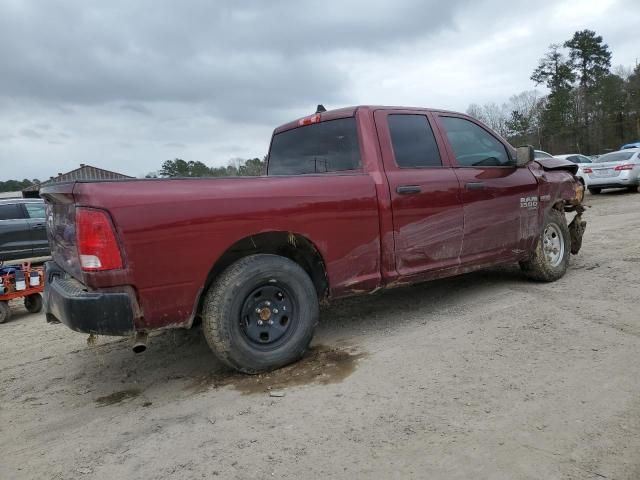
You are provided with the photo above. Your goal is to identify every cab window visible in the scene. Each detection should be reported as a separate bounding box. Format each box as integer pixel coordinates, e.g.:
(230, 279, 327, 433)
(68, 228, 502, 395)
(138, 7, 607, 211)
(387, 114, 442, 168)
(0, 204, 23, 221)
(268, 118, 361, 175)
(25, 203, 46, 219)
(440, 117, 511, 167)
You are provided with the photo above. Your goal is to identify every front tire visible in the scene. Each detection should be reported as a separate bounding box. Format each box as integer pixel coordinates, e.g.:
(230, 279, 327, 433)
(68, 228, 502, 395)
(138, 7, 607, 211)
(627, 185, 639, 193)
(202, 254, 319, 373)
(588, 187, 601, 195)
(520, 209, 570, 282)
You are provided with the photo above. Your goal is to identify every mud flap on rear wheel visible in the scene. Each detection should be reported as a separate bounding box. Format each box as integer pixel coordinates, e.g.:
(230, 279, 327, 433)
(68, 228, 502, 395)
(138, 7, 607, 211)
(568, 212, 586, 255)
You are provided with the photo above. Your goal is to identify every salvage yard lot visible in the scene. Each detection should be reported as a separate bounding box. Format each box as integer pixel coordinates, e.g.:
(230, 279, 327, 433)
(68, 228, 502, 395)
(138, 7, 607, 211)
(1, 191, 639, 480)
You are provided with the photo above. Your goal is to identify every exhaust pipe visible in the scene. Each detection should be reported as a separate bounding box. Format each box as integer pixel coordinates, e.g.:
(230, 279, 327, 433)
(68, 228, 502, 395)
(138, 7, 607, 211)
(132, 332, 148, 353)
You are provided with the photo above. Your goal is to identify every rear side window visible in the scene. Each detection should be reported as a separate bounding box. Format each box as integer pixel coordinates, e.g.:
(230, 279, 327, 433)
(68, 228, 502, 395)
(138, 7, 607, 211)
(25, 203, 46, 219)
(596, 151, 635, 163)
(0, 204, 23, 221)
(534, 151, 554, 159)
(268, 118, 361, 175)
(441, 117, 511, 167)
(388, 114, 442, 168)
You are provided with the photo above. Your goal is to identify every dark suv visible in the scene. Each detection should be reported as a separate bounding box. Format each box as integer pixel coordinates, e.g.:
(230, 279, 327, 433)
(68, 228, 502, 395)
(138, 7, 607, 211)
(0, 198, 50, 262)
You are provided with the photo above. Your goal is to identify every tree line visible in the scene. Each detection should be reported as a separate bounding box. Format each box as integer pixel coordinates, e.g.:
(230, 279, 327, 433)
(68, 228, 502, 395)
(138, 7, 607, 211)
(467, 29, 640, 155)
(0, 178, 39, 193)
(146, 156, 266, 178)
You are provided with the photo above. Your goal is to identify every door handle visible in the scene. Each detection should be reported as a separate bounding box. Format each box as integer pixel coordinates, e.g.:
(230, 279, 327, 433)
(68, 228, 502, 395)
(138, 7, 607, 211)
(31, 224, 45, 229)
(396, 185, 421, 194)
(465, 182, 485, 190)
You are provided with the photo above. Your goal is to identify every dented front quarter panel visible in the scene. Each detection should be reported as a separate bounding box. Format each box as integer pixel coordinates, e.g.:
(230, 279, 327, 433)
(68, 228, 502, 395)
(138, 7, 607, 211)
(527, 161, 587, 254)
(528, 161, 582, 211)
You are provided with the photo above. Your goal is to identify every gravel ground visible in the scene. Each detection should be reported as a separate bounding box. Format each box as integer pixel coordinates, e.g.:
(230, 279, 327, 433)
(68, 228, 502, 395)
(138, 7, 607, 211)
(1, 190, 639, 480)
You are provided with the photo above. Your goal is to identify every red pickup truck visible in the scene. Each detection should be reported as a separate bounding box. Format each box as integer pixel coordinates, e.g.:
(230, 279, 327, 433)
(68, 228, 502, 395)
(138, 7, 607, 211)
(42, 106, 586, 373)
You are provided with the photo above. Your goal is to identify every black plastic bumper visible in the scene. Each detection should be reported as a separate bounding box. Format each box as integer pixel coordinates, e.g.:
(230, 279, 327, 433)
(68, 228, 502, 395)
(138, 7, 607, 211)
(44, 261, 136, 336)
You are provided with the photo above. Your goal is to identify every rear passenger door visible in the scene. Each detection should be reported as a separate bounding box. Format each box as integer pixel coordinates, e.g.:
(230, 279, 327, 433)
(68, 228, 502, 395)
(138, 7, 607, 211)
(0, 203, 33, 261)
(434, 114, 539, 263)
(24, 202, 49, 256)
(374, 110, 464, 277)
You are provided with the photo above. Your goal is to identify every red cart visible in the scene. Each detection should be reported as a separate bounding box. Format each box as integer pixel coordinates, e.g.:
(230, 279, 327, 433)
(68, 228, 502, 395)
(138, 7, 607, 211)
(0, 262, 44, 323)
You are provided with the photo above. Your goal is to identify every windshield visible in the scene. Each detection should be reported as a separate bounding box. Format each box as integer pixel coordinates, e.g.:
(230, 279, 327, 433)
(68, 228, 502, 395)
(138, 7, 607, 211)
(595, 151, 635, 163)
(534, 150, 554, 159)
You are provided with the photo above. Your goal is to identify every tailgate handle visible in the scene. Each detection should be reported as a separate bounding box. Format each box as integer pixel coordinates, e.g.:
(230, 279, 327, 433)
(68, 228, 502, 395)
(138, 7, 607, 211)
(465, 182, 485, 190)
(396, 185, 421, 194)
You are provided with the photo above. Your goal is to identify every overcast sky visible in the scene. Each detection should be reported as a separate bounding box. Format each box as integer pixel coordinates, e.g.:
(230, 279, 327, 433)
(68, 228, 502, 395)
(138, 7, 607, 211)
(1, 0, 638, 181)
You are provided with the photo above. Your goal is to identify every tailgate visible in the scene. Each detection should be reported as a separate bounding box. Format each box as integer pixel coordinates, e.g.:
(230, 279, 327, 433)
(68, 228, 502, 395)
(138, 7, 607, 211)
(40, 182, 83, 281)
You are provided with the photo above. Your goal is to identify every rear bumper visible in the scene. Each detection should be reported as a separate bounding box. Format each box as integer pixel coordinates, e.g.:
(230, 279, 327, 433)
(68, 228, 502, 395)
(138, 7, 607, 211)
(587, 173, 639, 188)
(44, 261, 137, 336)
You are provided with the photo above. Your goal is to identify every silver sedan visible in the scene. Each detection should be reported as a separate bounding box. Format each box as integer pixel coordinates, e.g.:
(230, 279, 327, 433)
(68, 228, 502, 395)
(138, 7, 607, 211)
(555, 154, 593, 187)
(585, 148, 640, 194)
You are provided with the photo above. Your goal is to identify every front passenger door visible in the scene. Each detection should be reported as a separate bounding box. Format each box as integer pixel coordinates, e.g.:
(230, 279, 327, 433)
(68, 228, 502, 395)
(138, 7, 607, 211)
(435, 115, 539, 264)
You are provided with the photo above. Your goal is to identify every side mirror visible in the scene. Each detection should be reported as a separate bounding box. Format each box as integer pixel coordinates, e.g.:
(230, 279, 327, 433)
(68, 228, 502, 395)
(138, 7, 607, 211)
(515, 145, 534, 167)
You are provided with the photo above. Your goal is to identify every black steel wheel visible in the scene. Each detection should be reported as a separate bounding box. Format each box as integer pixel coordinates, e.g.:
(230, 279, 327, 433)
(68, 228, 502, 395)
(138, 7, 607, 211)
(240, 284, 296, 348)
(24, 293, 43, 314)
(202, 254, 319, 373)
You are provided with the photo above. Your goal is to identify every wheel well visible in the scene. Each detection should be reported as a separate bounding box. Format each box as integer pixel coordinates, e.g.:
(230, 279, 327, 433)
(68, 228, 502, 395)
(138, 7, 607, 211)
(197, 232, 328, 315)
(552, 200, 565, 212)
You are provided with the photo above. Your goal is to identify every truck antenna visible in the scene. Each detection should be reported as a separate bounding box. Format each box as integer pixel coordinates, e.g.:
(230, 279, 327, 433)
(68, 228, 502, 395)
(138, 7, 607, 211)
(316, 104, 327, 113)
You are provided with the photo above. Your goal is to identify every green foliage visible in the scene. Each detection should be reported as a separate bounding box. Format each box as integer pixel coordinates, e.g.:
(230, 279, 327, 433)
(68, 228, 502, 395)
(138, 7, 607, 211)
(564, 30, 612, 89)
(469, 30, 639, 154)
(531, 44, 575, 92)
(0, 178, 39, 193)
(157, 157, 266, 178)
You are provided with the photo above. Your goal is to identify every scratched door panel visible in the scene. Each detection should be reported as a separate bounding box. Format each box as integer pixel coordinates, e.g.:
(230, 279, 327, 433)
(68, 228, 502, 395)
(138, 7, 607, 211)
(432, 114, 539, 263)
(373, 110, 464, 277)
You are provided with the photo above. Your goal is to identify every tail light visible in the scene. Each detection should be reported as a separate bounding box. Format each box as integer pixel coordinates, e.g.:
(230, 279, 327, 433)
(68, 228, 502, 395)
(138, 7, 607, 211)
(614, 164, 634, 171)
(583, 167, 593, 173)
(76, 207, 123, 271)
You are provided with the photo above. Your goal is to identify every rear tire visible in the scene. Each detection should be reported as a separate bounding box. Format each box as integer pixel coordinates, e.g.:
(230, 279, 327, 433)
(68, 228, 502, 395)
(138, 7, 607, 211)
(24, 293, 43, 313)
(520, 209, 570, 282)
(0, 301, 11, 324)
(627, 185, 639, 193)
(588, 187, 601, 195)
(202, 254, 319, 374)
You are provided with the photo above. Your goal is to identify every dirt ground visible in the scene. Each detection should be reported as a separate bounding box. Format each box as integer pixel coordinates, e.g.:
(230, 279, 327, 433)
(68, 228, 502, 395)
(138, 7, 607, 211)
(1, 190, 639, 480)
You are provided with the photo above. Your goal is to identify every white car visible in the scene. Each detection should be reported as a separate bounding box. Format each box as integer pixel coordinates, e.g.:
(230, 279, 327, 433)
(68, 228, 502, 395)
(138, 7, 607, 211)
(534, 150, 554, 160)
(534, 150, 590, 188)
(554, 154, 593, 187)
(585, 148, 640, 194)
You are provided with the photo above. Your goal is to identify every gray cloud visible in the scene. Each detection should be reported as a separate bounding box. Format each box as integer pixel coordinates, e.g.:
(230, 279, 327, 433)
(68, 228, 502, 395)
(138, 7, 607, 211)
(19, 128, 43, 139)
(0, 1, 467, 118)
(121, 104, 152, 115)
